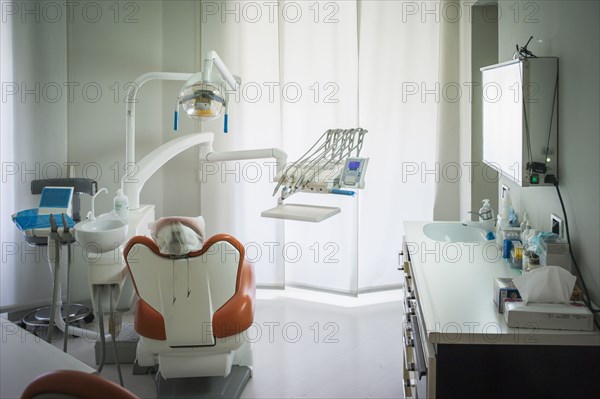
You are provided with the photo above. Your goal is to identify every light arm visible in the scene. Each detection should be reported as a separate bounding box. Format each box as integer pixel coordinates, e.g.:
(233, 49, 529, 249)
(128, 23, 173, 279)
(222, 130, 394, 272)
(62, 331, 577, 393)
(123, 133, 215, 209)
(125, 72, 193, 168)
(202, 50, 239, 90)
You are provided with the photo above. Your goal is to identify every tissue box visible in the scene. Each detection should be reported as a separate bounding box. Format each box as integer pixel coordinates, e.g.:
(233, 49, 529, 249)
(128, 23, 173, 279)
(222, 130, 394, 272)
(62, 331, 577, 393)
(495, 277, 583, 314)
(494, 277, 521, 313)
(504, 299, 594, 331)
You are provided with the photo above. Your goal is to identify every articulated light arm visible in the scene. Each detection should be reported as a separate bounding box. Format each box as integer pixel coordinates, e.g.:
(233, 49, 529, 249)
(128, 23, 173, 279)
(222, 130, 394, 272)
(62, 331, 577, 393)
(201, 146, 288, 176)
(123, 133, 214, 210)
(125, 72, 193, 168)
(122, 53, 288, 211)
(203, 50, 240, 91)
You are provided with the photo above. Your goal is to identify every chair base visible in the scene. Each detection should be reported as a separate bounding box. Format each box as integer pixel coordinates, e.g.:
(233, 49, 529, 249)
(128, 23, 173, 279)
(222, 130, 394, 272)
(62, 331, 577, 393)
(157, 366, 252, 399)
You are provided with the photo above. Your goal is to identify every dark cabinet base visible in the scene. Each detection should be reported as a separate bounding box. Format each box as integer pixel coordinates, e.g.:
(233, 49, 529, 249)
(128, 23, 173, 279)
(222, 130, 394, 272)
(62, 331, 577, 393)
(436, 344, 600, 399)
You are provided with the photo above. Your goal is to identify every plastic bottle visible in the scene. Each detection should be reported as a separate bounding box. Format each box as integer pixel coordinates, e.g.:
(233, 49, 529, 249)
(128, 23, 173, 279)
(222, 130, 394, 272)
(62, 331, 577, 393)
(495, 215, 504, 246)
(113, 189, 129, 220)
(520, 211, 531, 242)
(501, 191, 512, 220)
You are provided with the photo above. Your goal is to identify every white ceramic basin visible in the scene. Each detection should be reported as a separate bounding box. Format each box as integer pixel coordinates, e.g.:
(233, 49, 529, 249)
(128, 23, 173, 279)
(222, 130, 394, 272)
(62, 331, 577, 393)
(74, 218, 128, 253)
(423, 223, 488, 242)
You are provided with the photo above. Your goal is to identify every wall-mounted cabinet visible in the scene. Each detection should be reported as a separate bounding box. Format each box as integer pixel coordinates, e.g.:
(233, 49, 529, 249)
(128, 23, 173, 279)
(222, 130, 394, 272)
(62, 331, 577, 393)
(481, 57, 558, 187)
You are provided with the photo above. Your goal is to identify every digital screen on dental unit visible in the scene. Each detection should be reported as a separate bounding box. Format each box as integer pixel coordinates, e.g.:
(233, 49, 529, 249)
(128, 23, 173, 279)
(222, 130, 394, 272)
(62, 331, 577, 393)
(348, 161, 361, 171)
(39, 187, 73, 208)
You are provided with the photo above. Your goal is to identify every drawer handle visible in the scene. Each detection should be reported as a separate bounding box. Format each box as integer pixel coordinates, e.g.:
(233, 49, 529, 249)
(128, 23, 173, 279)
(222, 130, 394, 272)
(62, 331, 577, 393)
(410, 315, 427, 380)
(404, 300, 415, 316)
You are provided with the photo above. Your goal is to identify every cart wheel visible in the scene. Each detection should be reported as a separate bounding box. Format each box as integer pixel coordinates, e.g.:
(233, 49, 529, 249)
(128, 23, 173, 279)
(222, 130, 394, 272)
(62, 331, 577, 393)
(84, 313, 95, 323)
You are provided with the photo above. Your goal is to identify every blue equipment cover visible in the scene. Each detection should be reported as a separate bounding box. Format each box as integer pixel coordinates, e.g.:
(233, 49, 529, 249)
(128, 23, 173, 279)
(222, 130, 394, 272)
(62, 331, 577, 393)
(12, 209, 75, 231)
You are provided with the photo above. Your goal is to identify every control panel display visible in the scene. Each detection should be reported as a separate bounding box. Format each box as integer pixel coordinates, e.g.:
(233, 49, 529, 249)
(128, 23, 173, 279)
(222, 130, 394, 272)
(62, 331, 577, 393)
(340, 157, 369, 189)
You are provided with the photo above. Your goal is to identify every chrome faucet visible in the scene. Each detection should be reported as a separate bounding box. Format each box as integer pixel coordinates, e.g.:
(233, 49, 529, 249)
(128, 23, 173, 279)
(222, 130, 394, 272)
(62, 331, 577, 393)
(87, 187, 108, 221)
(463, 202, 495, 231)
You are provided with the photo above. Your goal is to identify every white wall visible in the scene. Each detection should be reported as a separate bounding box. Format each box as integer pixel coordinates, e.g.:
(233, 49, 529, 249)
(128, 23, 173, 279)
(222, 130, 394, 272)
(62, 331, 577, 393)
(67, 0, 204, 218)
(67, 0, 165, 216)
(161, 1, 203, 217)
(470, 4, 498, 216)
(497, 0, 600, 305)
(0, 2, 68, 310)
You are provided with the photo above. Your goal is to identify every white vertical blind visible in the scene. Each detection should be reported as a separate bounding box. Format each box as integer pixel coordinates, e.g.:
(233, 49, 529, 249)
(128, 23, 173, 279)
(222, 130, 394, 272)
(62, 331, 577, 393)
(357, 1, 440, 290)
(279, 0, 360, 293)
(200, 0, 286, 288)
(198, 0, 451, 294)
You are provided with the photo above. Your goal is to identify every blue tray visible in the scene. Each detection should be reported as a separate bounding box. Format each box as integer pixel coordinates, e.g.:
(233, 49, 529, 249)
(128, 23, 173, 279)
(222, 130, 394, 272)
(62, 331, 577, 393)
(12, 209, 75, 231)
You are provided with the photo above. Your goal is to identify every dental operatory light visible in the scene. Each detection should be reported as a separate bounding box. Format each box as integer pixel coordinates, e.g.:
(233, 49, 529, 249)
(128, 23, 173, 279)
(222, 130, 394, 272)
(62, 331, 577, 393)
(174, 50, 241, 133)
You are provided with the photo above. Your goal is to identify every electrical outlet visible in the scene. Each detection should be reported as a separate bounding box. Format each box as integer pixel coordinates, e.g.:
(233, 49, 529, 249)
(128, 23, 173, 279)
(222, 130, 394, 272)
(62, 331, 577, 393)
(551, 214, 563, 239)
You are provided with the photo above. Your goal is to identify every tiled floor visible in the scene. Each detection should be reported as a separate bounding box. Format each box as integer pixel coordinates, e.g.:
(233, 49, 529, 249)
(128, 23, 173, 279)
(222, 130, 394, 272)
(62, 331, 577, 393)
(48, 290, 404, 399)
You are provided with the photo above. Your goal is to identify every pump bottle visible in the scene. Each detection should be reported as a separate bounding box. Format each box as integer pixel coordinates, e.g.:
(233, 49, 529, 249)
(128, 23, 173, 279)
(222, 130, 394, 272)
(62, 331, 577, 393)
(113, 189, 129, 220)
(479, 199, 494, 221)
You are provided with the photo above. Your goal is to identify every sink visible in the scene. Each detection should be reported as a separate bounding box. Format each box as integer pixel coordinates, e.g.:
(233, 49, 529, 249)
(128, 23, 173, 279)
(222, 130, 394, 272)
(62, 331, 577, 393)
(423, 223, 488, 242)
(74, 217, 128, 253)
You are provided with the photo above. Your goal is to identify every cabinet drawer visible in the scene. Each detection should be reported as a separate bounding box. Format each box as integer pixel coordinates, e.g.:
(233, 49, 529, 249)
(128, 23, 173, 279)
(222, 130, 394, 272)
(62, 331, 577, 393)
(403, 296, 416, 318)
(402, 365, 415, 399)
(404, 336, 416, 376)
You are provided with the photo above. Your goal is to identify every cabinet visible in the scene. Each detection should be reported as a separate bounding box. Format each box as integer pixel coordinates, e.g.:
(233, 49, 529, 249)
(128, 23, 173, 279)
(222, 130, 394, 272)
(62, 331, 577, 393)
(400, 240, 435, 399)
(481, 57, 558, 186)
(401, 222, 600, 398)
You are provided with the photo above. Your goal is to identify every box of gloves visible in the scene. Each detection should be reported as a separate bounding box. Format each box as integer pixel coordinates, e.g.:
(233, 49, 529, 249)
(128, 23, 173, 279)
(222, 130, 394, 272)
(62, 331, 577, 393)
(504, 299, 594, 331)
(494, 277, 521, 313)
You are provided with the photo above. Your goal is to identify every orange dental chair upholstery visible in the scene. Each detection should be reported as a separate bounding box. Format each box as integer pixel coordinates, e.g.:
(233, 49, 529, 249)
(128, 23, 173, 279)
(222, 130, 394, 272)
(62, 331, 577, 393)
(20, 370, 140, 399)
(125, 223, 255, 399)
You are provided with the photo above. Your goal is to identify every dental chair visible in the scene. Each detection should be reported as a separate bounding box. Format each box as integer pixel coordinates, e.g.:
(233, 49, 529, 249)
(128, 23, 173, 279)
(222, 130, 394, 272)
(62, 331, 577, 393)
(124, 217, 255, 399)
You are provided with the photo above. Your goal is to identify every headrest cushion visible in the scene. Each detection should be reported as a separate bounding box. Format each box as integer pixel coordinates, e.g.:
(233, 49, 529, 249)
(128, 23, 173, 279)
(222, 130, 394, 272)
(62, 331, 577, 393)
(149, 216, 206, 255)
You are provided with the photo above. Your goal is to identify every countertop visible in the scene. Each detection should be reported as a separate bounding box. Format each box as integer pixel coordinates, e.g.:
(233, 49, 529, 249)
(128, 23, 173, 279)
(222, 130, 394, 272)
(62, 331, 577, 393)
(1, 317, 95, 398)
(404, 221, 600, 346)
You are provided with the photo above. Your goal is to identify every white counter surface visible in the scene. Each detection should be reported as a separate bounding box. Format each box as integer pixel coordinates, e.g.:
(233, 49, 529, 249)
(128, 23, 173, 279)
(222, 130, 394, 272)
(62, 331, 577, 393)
(404, 221, 600, 346)
(1, 317, 95, 398)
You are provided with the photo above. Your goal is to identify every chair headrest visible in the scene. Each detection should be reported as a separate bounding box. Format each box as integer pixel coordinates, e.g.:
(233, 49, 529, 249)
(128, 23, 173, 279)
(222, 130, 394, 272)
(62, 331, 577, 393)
(149, 216, 205, 256)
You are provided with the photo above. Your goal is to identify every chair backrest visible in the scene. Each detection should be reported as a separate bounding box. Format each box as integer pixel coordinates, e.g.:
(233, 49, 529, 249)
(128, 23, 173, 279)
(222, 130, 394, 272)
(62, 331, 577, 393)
(125, 234, 252, 347)
(20, 370, 139, 399)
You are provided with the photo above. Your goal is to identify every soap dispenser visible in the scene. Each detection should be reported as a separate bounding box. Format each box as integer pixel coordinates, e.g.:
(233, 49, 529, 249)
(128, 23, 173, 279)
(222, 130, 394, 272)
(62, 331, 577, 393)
(113, 188, 129, 220)
(479, 199, 494, 221)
